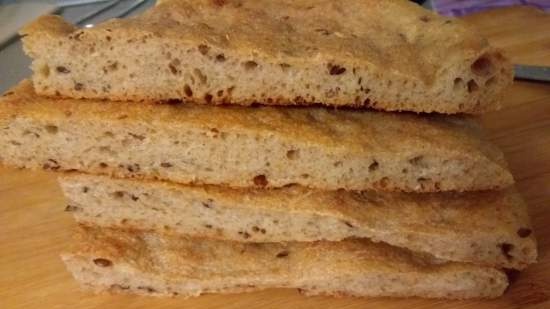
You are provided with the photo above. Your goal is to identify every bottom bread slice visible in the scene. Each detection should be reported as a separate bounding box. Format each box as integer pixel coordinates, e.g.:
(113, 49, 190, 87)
(58, 173, 537, 270)
(62, 225, 508, 299)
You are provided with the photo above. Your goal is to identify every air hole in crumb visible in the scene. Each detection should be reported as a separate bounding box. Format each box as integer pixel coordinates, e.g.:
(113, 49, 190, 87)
(409, 156, 425, 166)
(485, 76, 497, 86)
(125, 163, 140, 173)
(160, 162, 173, 168)
(113, 191, 124, 198)
(99, 162, 108, 168)
(453, 77, 464, 90)
(74, 83, 84, 91)
(103, 62, 118, 73)
(333, 161, 343, 167)
(243, 61, 258, 70)
(193, 68, 207, 84)
(44, 125, 58, 134)
(467, 80, 479, 93)
(215, 54, 226, 62)
(517, 228, 532, 238)
(368, 160, 379, 172)
(128, 133, 145, 141)
(253, 175, 268, 187)
(93, 258, 112, 267)
(184, 84, 193, 97)
(420, 16, 431, 22)
(202, 199, 213, 209)
(169, 64, 178, 74)
(286, 149, 299, 160)
(137, 286, 156, 293)
(328, 64, 346, 75)
(238, 231, 251, 239)
(280, 63, 291, 71)
(499, 243, 514, 260)
(64, 205, 80, 212)
(343, 221, 354, 228)
(471, 56, 493, 76)
(198, 44, 209, 55)
(82, 186, 89, 193)
(56, 66, 70, 74)
(168, 59, 180, 75)
(42, 159, 60, 170)
(276, 251, 289, 258)
(417, 177, 432, 189)
(166, 99, 182, 104)
(204, 93, 213, 103)
(315, 28, 331, 35)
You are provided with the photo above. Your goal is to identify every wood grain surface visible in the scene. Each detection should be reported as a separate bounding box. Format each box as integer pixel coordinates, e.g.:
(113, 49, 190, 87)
(1, 6, 549, 309)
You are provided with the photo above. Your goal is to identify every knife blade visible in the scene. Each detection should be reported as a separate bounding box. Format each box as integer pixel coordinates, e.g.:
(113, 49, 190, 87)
(514, 64, 550, 82)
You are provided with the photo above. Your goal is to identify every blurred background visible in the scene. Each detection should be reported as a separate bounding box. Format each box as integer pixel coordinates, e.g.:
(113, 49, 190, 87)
(1, 0, 549, 92)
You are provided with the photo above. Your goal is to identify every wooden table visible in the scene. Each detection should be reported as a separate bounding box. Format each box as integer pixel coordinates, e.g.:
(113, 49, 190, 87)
(1, 6, 549, 309)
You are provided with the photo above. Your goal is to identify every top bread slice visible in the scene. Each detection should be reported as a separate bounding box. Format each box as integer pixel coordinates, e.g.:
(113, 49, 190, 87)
(20, 0, 512, 114)
(0, 80, 513, 192)
(62, 225, 508, 299)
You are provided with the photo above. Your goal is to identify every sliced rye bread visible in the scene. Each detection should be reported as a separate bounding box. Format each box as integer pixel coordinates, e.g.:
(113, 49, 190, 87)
(0, 80, 513, 192)
(61, 225, 509, 299)
(20, 0, 512, 114)
(59, 173, 536, 270)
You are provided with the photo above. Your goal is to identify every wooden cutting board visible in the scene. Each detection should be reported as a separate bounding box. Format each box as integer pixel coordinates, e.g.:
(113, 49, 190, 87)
(1, 6, 549, 309)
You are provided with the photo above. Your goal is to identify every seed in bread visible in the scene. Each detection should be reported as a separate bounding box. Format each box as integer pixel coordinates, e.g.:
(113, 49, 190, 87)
(20, 0, 512, 114)
(0, 80, 514, 192)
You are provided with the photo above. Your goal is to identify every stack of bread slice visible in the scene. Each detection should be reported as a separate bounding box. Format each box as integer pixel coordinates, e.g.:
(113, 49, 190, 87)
(0, 0, 537, 300)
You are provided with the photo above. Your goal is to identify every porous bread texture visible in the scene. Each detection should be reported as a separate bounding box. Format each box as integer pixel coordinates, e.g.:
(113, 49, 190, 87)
(59, 173, 536, 270)
(61, 226, 508, 299)
(0, 81, 514, 192)
(20, 0, 513, 114)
